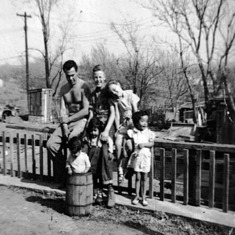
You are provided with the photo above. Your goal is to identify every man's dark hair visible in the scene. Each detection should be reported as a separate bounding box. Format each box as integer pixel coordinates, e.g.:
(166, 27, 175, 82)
(132, 110, 149, 128)
(67, 136, 82, 154)
(63, 60, 78, 72)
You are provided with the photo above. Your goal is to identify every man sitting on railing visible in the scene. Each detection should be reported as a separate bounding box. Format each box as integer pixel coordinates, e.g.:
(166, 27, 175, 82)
(46, 60, 91, 188)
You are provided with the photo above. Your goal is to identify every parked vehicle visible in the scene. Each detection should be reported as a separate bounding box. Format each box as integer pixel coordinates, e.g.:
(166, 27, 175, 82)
(0, 104, 20, 122)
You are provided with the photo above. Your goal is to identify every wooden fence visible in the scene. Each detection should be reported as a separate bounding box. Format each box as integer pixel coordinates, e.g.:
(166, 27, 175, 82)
(0, 130, 235, 213)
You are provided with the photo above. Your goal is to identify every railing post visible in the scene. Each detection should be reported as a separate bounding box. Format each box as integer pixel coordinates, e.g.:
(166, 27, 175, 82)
(16, 133, 21, 178)
(160, 148, 165, 201)
(24, 134, 28, 179)
(189, 149, 201, 206)
(209, 150, 215, 208)
(2, 131, 6, 175)
(171, 148, 177, 203)
(10, 132, 14, 177)
(32, 134, 36, 180)
(195, 150, 202, 206)
(149, 147, 154, 198)
(39, 135, 44, 182)
(183, 149, 189, 205)
(223, 153, 230, 212)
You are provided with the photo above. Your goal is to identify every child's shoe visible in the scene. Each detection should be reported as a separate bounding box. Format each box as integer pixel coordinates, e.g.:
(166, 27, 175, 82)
(93, 188, 98, 203)
(96, 189, 103, 205)
(142, 199, 148, 206)
(132, 197, 139, 205)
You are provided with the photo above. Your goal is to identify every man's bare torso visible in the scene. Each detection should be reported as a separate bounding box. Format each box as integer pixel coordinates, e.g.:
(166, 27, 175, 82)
(60, 79, 85, 116)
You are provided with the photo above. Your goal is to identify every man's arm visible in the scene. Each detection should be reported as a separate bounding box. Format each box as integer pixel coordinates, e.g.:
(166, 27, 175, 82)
(100, 105, 115, 141)
(60, 96, 69, 138)
(132, 99, 139, 113)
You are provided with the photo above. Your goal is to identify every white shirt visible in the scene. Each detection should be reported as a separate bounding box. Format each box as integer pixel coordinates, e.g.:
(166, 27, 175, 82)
(66, 151, 91, 174)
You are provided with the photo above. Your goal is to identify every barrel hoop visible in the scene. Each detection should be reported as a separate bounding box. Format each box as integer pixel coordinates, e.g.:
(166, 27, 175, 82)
(66, 203, 92, 207)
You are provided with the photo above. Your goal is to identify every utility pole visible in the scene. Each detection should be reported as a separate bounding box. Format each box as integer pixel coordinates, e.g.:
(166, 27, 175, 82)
(17, 12, 32, 113)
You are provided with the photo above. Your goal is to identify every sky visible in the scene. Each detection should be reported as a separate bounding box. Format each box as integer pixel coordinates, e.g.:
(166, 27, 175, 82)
(0, 0, 162, 65)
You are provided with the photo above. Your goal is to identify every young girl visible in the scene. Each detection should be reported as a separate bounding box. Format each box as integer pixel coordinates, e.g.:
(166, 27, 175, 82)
(105, 80, 139, 184)
(126, 110, 155, 206)
(66, 136, 91, 174)
(83, 117, 115, 206)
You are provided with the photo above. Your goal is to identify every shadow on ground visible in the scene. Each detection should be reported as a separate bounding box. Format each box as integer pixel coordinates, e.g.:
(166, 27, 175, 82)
(26, 195, 66, 214)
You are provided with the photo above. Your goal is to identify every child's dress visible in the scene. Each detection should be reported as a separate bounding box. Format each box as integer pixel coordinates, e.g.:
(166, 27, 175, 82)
(127, 127, 155, 173)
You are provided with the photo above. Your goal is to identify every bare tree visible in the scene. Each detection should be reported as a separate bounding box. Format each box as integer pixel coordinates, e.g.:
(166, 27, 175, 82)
(111, 20, 162, 107)
(28, 0, 76, 96)
(145, 0, 235, 115)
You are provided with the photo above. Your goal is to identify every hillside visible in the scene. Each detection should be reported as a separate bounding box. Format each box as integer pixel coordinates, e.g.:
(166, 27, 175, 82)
(0, 78, 27, 113)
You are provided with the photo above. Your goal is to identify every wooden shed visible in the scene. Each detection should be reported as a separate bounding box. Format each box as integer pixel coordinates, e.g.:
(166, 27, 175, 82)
(28, 88, 53, 123)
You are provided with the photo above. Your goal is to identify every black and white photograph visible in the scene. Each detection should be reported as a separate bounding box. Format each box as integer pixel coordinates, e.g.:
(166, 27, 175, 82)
(0, 0, 235, 234)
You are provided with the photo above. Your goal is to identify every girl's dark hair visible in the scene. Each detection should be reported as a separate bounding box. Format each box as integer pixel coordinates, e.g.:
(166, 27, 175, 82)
(132, 110, 149, 128)
(67, 136, 82, 154)
(87, 118, 102, 136)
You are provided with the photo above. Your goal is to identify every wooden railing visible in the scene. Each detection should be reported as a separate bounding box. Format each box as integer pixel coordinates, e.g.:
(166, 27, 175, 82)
(0, 131, 52, 181)
(1, 130, 235, 213)
(153, 140, 235, 213)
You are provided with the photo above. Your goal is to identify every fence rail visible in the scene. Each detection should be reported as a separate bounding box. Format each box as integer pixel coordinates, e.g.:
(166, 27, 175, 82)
(154, 140, 235, 213)
(1, 130, 235, 213)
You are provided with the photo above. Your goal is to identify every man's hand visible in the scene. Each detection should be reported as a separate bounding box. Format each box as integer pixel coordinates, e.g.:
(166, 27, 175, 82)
(100, 130, 109, 142)
(59, 116, 70, 124)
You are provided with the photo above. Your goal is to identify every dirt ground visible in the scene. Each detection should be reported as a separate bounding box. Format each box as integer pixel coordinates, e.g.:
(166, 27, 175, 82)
(0, 186, 234, 235)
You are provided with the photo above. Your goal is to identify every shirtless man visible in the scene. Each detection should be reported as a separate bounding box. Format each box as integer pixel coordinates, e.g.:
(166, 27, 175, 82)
(47, 60, 91, 186)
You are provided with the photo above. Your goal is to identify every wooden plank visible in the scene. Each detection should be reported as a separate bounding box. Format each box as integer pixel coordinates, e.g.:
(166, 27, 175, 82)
(171, 148, 177, 203)
(160, 148, 165, 201)
(24, 134, 28, 178)
(10, 132, 14, 177)
(223, 153, 230, 212)
(39, 135, 43, 181)
(195, 150, 202, 206)
(32, 134, 36, 180)
(154, 139, 235, 153)
(16, 133, 21, 178)
(2, 131, 6, 175)
(149, 147, 154, 198)
(183, 149, 189, 205)
(209, 150, 215, 208)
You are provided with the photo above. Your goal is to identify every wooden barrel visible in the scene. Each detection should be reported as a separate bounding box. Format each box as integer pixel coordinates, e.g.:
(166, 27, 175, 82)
(66, 172, 93, 216)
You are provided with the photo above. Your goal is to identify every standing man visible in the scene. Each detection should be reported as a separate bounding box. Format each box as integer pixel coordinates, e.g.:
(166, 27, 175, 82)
(47, 60, 91, 187)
